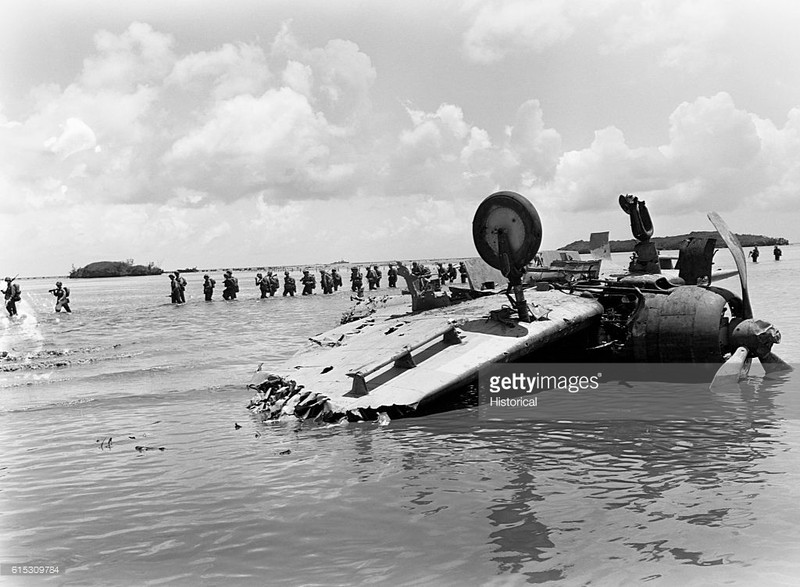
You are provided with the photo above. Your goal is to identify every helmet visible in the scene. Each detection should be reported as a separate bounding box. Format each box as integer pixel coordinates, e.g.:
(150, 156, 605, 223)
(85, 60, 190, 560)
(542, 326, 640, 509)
(56, 281, 62, 286)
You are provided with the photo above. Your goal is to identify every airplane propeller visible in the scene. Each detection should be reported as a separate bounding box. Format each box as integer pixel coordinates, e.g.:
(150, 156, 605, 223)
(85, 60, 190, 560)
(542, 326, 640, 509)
(707, 212, 792, 386)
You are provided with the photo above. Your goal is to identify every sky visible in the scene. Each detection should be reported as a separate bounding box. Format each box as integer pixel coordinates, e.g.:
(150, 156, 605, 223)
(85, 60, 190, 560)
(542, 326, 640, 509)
(2, 0, 800, 276)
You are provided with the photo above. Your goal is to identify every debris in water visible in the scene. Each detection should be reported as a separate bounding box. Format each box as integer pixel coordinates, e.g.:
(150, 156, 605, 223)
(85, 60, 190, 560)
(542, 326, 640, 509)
(234, 423, 242, 430)
(247, 374, 334, 422)
(247, 372, 410, 423)
(377, 412, 391, 426)
(135, 446, 166, 452)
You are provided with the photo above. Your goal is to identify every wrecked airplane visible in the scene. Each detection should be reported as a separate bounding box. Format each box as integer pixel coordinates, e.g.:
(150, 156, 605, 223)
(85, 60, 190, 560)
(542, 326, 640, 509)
(246, 191, 791, 423)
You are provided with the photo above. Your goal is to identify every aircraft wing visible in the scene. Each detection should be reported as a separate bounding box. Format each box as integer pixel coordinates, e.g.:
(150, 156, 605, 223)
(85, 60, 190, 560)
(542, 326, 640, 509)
(248, 289, 603, 421)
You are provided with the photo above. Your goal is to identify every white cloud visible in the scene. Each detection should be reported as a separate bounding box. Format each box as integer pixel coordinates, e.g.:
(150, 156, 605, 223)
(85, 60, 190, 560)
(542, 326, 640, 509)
(388, 100, 563, 200)
(163, 87, 348, 200)
(463, 0, 727, 74)
(0, 21, 379, 211)
(306, 39, 376, 123)
(506, 99, 562, 181)
(3, 10, 800, 276)
(282, 60, 314, 97)
(80, 22, 176, 90)
(601, 0, 727, 72)
(44, 117, 97, 159)
(529, 92, 800, 215)
(463, 0, 576, 63)
(166, 42, 271, 100)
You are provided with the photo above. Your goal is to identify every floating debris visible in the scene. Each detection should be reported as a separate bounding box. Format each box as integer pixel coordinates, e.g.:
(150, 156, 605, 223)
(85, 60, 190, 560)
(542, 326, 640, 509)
(96, 437, 113, 450)
(1, 346, 138, 372)
(135, 446, 166, 452)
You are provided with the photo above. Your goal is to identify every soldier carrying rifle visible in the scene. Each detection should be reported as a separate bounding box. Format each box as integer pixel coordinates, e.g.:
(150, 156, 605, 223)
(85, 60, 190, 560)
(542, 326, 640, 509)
(2, 275, 21, 316)
(49, 281, 71, 313)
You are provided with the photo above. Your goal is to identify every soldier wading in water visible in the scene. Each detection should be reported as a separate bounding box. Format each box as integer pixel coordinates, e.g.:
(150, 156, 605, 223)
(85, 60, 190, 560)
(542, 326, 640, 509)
(255, 273, 270, 298)
(300, 270, 316, 295)
(203, 274, 216, 301)
(2, 276, 21, 316)
(283, 271, 297, 296)
(50, 281, 71, 312)
(331, 268, 343, 291)
(223, 270, 238, 300)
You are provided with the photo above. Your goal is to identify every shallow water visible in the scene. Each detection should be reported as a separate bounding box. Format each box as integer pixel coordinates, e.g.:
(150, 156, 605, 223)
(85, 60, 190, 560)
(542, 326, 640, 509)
(2, 251, 799, 586)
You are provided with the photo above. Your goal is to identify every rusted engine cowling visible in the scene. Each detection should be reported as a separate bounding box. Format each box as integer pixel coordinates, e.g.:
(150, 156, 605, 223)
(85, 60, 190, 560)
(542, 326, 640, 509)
(628, 286, 733, 363)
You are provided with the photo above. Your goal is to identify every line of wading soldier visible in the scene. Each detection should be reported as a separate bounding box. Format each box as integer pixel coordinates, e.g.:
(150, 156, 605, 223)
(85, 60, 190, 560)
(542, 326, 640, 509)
(163, 262, 470, 304)
(3, 263, 470, 315)
(5, 241, 792, 315)
(2, 276, 70, 317)
(748, 246, 783, 263)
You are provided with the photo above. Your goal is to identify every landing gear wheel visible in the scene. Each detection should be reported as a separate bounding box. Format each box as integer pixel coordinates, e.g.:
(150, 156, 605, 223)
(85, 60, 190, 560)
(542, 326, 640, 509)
(472, 191, 542, 272)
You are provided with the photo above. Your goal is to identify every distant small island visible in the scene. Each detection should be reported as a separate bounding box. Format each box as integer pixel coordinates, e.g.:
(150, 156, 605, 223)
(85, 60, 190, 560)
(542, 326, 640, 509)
(561, 230, 790, 253)
(69, 260, 163, 278)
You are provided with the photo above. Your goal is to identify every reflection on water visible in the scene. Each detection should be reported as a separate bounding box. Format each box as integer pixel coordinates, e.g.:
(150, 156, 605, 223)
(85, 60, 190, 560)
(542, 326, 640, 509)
(1, 252, 800, 584)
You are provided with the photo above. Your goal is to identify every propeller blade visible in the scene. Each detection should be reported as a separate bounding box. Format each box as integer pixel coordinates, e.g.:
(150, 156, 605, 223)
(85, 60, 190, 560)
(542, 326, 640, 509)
(707, 212, 752, 319)
(759, 351, 793, 375)
(710, 346, 751, 388)
(709, 269, 741, 282)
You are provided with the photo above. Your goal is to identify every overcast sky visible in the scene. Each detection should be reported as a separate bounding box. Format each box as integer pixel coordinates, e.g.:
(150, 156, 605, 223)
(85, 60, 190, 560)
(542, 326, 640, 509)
(2, 0, 800, 276)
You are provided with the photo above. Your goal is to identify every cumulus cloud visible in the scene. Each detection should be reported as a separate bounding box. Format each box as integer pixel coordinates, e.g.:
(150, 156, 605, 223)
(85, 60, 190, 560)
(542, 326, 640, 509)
(163, 87, 352, 201)
(461, 0, 622, 63)
(530, 92, 800, 215)
(4, 16, 800, 276)
(462, 0, 726, 74)
(601, 0, 727, 72)
(389, 103, 491, 197)
(387, 100, 563, 201)
(272, 25, 376, 123)
(44, 117, 97, 159)
(506, 100, 562, 181)
(80, 22, 176, 90)
(385, 91, 800, 222)
(166, 42, 271, 100)
(0, 21, 379, 212)
(462, 0, 577, 63)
